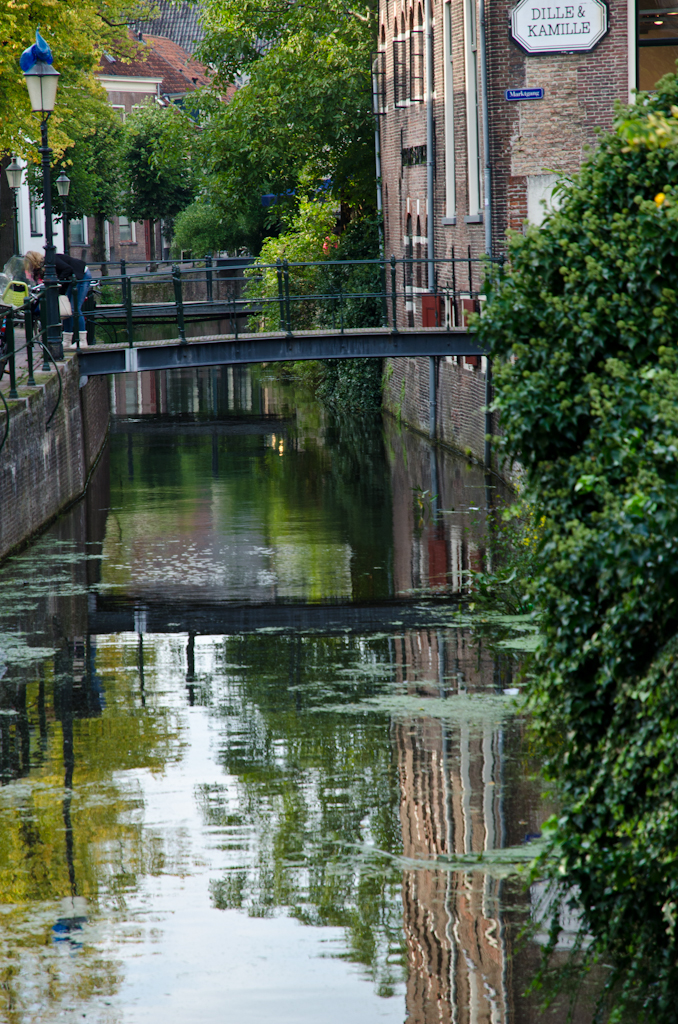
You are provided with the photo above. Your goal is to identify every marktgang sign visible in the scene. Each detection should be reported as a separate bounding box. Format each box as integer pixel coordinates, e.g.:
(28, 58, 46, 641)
(511, 0, 608, 52)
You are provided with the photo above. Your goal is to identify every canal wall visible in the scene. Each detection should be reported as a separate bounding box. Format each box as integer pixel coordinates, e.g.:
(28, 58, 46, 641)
(0, 355, 109, 561)
(382, 355, 513, 480)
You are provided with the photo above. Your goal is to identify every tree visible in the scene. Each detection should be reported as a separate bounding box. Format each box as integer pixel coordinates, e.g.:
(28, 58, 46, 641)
(476, 75, 678, 1022)
(0, 2, 148, 157)
(192, 0, 377, 220)
(27, 99, 126, 264)
(123, 102, 197, 261)
(170, 196, 269, 258)
(0, 1, 149, 261)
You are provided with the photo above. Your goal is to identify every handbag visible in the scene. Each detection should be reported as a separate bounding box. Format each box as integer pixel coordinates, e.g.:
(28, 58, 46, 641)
(58, 294, 72, 318)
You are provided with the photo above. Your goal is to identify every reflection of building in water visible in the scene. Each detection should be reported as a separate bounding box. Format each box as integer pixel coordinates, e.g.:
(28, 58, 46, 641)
(393, 626, 534, 1024)
(387, 421, 508, 598)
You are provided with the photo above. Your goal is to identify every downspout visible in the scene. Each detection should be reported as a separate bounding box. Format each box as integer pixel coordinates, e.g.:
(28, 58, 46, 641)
(478, 0, 492, 257)
(425, 0, 435, 291)
(478, 0, 493, 468)
(425, 0, 437, 438)
(371, 59, 385, 259)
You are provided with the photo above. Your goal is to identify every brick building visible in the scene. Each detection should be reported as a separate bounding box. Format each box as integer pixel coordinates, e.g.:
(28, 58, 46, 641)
(378, 0, 666, 463)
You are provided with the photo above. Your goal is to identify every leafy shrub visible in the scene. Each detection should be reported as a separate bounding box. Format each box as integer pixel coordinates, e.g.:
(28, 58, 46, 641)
(477, 75, 678, 1021)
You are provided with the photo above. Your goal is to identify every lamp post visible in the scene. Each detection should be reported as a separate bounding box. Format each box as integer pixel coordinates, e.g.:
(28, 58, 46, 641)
(5, 156, 23, 256)
(56, 170, 70, 256)
(23, 59, 62, 359)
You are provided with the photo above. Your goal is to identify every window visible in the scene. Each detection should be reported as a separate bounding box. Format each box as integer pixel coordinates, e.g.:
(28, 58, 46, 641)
(443, 0, 456, 219)
(70, 217, 87, 245)
(373, 47, 386, 114)
(463, 0, 481, 216)
(119, 216, 135, 243)
(111, 104, 126, 122)
(410, 6, 424, 101)
(393, 16, 407, 107)
(638, 1, 678, 90)
(29, 195, 42, 236)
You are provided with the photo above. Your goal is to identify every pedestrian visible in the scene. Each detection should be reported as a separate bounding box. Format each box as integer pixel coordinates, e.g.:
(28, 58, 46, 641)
(24, 250, 92, 347)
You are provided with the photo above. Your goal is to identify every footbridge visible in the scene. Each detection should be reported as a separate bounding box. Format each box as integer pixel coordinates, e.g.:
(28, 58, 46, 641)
(72, 252, 495, 374)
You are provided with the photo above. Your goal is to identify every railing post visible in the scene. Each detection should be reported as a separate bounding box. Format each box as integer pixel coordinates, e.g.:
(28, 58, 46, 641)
(276, 260, 285, 333)
(205, 253, 213, 303)
(125, 269, 135, 348)
(390, 254, 398, 332)
(451, 247, 457, 327)
(380, 258, 388, 327)
(25, 300, 36, 386)
(120, 257, 127, 305)
(339, 276, 344, 334)
(40, 289, 50, 371)
(71, 273, 80, 349)
(172, 264, 187, 345)
(7, 309, 17, 399)
(283, 259, 292, 335)
(231, 294, 239, 340)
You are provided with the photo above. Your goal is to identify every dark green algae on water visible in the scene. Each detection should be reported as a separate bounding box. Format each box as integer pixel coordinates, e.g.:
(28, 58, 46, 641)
(0, 366, 597, 1024)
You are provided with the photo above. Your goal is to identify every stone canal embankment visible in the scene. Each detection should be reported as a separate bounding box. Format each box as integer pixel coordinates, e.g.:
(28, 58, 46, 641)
(0, 353, 109, 560)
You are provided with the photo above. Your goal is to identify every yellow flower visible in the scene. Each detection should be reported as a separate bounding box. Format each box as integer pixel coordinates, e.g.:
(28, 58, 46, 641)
(655, 192, 666, 206)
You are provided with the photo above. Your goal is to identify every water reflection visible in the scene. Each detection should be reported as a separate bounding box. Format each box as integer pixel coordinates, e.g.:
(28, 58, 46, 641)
(0, 366, 581, 1023)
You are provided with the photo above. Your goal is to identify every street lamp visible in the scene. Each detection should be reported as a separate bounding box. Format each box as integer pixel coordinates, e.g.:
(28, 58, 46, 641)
(5, 156, 23, 256)
(22, 55, 62, 358)
(56, 169, 71, 256)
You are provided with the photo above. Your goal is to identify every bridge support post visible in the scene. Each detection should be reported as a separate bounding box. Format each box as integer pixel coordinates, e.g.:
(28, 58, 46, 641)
(484, 356, 493, 471)
(172, 264, 188, 345)
(7, 310, 17, 400)
(24, 300, 36, 387)
(428, 355, 436, 439)
(283, 260, 292, 335)
(390, 255, 398, 332)
(205, 254, 213, 303)
(124, 263, 134, 348)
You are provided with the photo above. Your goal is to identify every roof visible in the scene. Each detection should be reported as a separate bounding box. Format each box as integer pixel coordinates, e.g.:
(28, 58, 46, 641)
(131, 0, 205, 55)
(98, 33, 212, 97)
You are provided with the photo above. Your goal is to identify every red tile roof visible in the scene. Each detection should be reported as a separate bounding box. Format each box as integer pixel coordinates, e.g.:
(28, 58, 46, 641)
(98, 33, 215, 97)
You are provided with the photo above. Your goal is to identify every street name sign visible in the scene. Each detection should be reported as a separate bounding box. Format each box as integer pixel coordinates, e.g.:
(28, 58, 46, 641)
(510, 0, 609, 53)
(505, 87, 545, 100)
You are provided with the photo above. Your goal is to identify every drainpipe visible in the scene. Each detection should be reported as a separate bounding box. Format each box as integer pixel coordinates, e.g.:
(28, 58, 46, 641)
(425, 0, 435, 291)
(425, 0, 437, 439)
(478, 0, 493, 468)
(371, 58, 385, 259)
(478, 0, 492, 257)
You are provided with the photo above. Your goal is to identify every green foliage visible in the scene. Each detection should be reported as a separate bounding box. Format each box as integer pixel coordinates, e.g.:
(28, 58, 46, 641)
(0, 0, 148, 158)
(248, 198, 338, 331)
(477, 73, 678, 1021)
(193, 0, 377, 215)
(170, 197, 268, 257)
(27, 99, 125, 223)
(123, 102, 197, 224)
(248, 204, 384, 411)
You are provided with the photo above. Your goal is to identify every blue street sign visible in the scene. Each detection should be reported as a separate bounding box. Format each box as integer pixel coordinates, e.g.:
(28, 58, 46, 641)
(505, 87, 544, 101)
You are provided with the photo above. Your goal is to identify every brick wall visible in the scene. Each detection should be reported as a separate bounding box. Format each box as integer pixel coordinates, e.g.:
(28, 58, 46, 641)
(0, 359, 110, 560)
(383, 354, 508, 470)
(378, 0, 629, 481)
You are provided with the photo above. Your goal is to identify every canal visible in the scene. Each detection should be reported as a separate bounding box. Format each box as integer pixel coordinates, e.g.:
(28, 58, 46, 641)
(0, 366, 589, 1023)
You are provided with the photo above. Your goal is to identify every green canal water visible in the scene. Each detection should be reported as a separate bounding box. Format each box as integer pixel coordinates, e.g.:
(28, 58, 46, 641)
(0, 368, 594, 1023)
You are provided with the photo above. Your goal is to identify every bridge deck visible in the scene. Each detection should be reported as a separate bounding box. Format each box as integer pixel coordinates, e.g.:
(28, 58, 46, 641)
(77, 327, 483, 375)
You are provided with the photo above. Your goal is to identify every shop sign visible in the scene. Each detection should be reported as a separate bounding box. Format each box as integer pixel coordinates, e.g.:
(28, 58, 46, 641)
(510, 0, 608, 53)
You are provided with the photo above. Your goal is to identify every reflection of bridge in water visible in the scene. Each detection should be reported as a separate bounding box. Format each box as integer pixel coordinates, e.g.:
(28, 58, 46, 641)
(88, 596, 461, 637)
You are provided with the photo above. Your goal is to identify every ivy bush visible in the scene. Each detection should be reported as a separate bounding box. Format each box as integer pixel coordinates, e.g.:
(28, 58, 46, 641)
(477, 76, 678, 1021)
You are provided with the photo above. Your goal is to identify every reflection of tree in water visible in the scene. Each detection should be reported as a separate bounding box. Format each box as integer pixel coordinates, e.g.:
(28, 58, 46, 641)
(198, 632, 407, 997)
(0, 623, 182, 1022)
